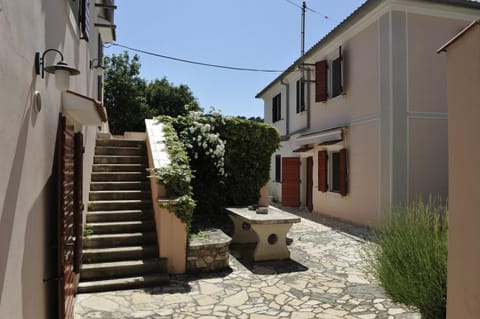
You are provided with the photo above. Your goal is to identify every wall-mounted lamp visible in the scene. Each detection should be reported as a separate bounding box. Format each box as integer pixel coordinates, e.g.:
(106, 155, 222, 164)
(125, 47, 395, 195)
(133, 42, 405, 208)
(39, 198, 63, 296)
(35, 49, 80, 91)
(89, 58, 105, 76)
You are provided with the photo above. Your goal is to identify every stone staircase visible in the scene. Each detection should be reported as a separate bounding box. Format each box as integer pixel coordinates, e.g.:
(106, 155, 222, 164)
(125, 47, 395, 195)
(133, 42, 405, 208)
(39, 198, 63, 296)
(78, 138, 168, 293)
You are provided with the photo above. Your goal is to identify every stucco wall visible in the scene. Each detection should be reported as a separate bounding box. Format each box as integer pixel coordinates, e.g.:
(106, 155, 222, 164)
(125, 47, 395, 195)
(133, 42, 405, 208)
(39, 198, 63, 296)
(0, 1, 103, 318)
(407, 13, 466, 114)
(444, 23, 480, 319)
(309, 20, 380, 129)
(408, 118, 448, 200)
(312, 121, 380, 226)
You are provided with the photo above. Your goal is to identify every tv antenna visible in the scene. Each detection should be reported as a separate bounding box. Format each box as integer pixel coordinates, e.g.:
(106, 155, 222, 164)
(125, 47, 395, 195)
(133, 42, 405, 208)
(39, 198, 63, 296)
(285, 0, 317, 56)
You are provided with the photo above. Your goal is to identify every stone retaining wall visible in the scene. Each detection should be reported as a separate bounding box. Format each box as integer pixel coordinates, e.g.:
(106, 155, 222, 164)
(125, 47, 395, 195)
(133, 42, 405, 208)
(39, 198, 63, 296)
(187, 229, 232, 273)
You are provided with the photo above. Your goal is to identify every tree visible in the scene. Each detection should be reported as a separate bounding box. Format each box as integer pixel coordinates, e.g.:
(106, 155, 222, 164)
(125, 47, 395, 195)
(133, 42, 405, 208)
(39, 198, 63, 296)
(146, 78, 200, 118)
(104, 51, 201, 134)
(104, 52, 149, 134)
(236, 116, 264, 123)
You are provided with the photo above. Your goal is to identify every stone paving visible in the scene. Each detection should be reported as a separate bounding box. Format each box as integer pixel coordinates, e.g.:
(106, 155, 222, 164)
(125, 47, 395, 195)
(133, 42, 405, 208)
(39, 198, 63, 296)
(74, 207, 420, 319)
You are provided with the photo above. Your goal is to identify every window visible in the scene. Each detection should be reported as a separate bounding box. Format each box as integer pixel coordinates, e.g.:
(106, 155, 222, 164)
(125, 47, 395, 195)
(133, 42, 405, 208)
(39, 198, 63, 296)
(296, 79, 305, 113)
(275, 155, 281, 182)
(318, 149, 348, 196)
(315, 46, 344, 102)
(272, 93, 281, 122)
(331, 152, 341, 192)
(331, 56, 343, 98)
(68, 0, 89, 41)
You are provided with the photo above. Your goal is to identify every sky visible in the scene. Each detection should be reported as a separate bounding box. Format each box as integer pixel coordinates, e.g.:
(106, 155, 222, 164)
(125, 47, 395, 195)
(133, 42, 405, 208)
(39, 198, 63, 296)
(106, 0, 366, 118)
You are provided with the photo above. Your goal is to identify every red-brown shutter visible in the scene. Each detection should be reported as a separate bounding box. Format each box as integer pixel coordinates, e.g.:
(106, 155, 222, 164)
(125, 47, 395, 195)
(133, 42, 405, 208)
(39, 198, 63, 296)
(315, 60, 328, 102)
(281, 157, 300, 207)
(318, 150, 328, 192)
(339, 148, 348, 196)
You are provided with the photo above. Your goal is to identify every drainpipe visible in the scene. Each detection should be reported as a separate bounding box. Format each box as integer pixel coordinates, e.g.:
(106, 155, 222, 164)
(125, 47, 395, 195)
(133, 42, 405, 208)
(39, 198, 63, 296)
(305, 69, 311, 130)
(299, 62, 315, 131)
(280, 79, 290, 135)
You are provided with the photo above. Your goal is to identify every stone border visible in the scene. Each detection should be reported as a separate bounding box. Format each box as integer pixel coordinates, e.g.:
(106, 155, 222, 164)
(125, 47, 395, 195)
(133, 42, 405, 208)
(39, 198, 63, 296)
(187, 229, 232, 273)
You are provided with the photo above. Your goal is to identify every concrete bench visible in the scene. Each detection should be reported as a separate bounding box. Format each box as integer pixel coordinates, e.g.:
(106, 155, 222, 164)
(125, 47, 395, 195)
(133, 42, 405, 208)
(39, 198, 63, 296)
(225, 206, 301, 261)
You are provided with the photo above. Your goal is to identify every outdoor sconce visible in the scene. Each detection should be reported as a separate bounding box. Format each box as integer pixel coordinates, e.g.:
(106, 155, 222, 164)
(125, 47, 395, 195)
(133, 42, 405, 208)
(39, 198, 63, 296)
(35, 49, 80, 92)
(90, 59, 105, 75)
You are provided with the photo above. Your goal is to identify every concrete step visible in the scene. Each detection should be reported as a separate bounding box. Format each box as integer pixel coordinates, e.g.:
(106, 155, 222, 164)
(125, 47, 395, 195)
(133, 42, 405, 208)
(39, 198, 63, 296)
(83, 232, 157, 249)
(86, 210, 154, 223)
(95, 146, 144, 156)
(88, 199, 152, 211)
(87, 220, 156, 234)
(80, 259, 168, 281)
(96, 139, 145, 148)
(89, 190, 151, 201)
(77, 274, 169, 294)
(82, 245, 159, 263)
(90, 181, 150, 191)
(91, 172, 148, 182)
(94, 155, 147, 165)
(92, 164, 147, 172)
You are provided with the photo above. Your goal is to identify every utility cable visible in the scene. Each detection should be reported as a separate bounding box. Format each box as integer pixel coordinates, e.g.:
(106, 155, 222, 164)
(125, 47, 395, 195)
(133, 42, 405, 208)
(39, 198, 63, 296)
(108, 43, 283, 73)
(284, 0, 337, 22)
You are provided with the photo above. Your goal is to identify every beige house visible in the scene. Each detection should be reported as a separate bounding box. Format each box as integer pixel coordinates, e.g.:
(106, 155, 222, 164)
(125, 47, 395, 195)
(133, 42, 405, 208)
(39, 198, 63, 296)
(0, 1, 115, 318)
(438, 20, 480, 319)
(257, 0, 480, 227)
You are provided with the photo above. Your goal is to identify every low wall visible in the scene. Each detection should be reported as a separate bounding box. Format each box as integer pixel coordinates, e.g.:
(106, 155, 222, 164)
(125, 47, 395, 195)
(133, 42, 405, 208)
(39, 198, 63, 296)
(187, 229, 232, 273)
(145, 119, 187, 274)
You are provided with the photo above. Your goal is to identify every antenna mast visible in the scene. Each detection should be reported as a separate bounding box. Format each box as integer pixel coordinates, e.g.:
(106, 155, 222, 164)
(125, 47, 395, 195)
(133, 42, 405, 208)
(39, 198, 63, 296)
(301, 1, 306, 56)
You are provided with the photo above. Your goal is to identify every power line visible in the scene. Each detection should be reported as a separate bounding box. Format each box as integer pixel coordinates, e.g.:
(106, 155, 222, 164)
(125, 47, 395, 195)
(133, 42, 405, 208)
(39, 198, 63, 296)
(107, 43, 283, 73)
(284, 0, 336, 21)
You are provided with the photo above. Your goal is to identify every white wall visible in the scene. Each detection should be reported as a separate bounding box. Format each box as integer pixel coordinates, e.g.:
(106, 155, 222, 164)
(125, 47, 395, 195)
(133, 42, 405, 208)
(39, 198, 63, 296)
(0, 0, 104, 317)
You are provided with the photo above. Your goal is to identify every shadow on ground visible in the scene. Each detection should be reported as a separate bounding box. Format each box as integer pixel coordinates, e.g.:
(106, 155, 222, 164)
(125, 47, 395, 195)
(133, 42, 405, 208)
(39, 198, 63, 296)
(229, 242, 309, 275)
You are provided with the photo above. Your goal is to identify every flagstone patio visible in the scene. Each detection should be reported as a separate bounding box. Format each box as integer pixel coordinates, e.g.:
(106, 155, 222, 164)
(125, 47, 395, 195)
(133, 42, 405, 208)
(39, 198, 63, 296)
(74, 206, 420, 319)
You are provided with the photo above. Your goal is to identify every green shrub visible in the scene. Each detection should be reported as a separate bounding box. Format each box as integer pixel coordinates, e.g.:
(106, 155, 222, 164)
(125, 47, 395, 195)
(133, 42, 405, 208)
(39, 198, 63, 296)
(366, 198, 448, 319)
(158, 109, 280, 219)
(219, 117, 280, 206)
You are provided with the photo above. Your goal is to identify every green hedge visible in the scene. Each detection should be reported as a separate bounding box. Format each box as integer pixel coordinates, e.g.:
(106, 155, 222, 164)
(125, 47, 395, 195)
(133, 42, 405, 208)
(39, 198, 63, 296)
(159, 113, 279, 220)
(366, 198, 448, 319)
(219, 117, 280, 206)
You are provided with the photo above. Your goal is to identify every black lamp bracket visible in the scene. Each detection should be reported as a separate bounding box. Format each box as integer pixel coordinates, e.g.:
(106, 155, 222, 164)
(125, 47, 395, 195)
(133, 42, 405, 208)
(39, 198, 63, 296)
(35, 49, 65, 79)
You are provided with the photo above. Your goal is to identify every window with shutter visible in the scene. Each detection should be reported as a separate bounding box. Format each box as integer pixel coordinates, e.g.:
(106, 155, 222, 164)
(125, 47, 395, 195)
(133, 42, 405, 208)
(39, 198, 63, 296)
(272, 93, 281, 122)
(324, 149, 348, 196)
(318, 150, 328, 192)
(315, 60, 328, 102)
(332, 56, 342, 97)
(296, 79, 305, 113)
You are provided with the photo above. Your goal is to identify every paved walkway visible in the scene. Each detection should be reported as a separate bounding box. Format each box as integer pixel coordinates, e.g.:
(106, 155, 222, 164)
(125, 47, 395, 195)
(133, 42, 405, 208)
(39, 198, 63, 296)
(74, 207, 420, 319)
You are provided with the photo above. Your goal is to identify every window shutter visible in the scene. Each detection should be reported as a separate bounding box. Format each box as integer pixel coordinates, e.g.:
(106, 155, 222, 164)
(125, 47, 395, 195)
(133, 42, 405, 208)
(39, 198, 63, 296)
(318, 150, 328, 192)
(296, 80, 300, 113)
(80, 0, 90, 41)
(339, 148, 348, 196)
(315, 60, 328, 102)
